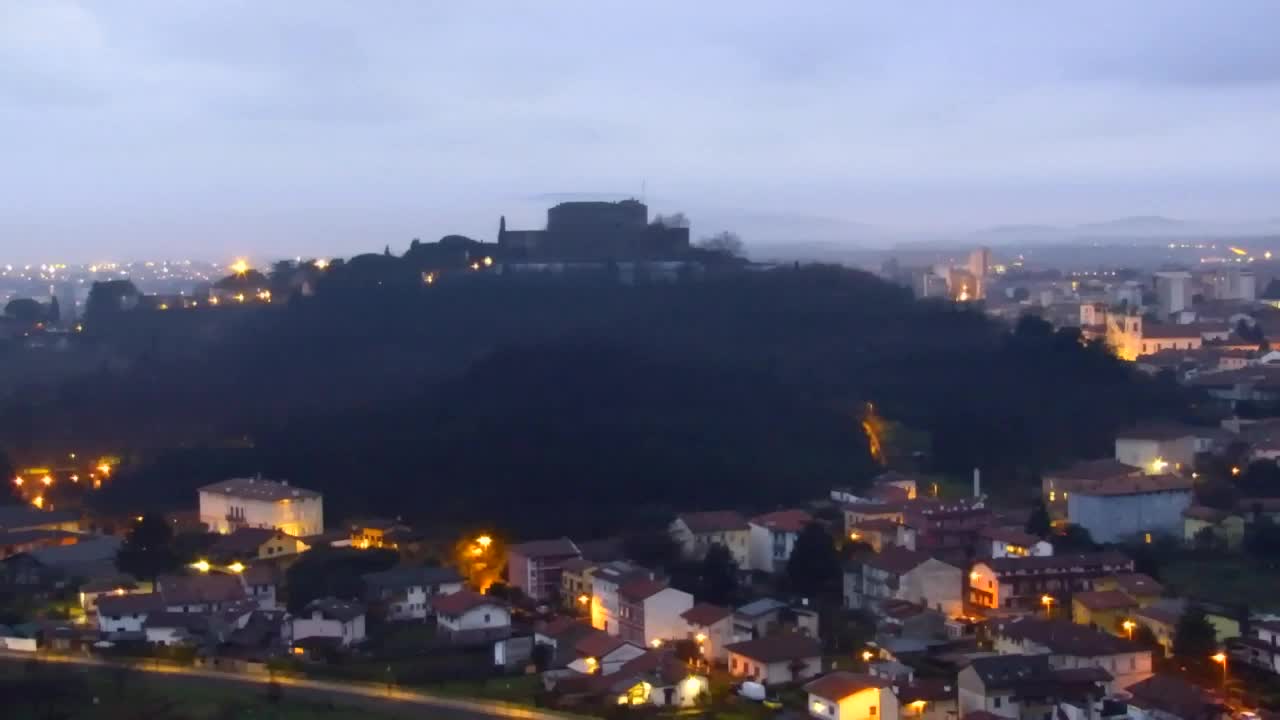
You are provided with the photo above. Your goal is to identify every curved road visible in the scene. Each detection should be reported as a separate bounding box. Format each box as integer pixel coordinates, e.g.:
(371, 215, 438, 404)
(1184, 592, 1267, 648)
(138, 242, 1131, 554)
(0, 650, 581, 720)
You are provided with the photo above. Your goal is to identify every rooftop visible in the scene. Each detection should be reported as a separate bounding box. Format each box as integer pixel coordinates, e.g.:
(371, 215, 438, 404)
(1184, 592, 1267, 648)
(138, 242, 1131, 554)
(979, 527, 1043, 547)
(1107, 573, 1163, 597)
(1044, 459, 1141, 482)
(1075, 474, 1194, 497)
(983, 551, 1133, 575)
(678, 510, 750, 534)
(735, 597, 788, 618)
(681, 603, 733, 627)
(750, 509, 812, 534)
(209, 527, 292, 555)
(509, 537, 580, 559)
(862, 546, 936, 575)
(157, 574, 246, 606)
(725, 633, 822, 663)
(1182, 505, 1232, 522)
(991, 617, 1138, 657)
(0, 506, 79, 531)
(362, 565, 463, 590)
(1135, 606, 1181, 626)
(432, 589, 504, 617)
(303, 597, 365, 622)
(804, 672, 891, 701)
(198, 477, 320, 502)
(574, 630, 628, 659)
(1072, 590, 1139, 612)
(618, 578, 670, 603)
(97, 592, 166, 616)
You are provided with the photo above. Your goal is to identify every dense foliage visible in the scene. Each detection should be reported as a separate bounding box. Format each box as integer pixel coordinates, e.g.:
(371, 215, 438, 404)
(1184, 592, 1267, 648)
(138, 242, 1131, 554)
(3, 265, 1185, 538)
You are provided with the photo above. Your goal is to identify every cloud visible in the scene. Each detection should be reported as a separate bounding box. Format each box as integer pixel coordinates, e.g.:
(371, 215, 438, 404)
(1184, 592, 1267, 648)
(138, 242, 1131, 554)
(1, 1, 1279, 261)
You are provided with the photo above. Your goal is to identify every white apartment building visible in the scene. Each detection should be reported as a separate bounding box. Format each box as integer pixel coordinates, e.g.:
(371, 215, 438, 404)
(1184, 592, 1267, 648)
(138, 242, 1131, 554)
(198, 477, 323, 537)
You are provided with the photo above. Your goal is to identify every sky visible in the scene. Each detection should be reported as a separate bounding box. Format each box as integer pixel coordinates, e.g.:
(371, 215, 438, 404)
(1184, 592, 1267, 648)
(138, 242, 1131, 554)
(3, 1, 1280, 263)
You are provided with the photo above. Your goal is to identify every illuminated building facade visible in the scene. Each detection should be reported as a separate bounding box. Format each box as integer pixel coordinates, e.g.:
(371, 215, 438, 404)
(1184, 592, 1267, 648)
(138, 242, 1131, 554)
(198, 477, 323, 537)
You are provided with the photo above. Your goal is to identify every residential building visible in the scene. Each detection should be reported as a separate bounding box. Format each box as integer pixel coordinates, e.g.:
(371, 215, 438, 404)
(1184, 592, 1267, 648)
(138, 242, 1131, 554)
(565, 629, 646, 675)
(347, 517, 422, 551)
(208, 527, 306, 563)
(362, 565, 463, 621)
(0, 506, 80, 535)
(1092, 574, 1163, 607)
(78, 576, 143, 613)
(616, 578, 693, 647)
(804, 672, 899, 720)
(432, 590, 511, 638)
(97, 593, 167, 634)
(144, 612, 210, 647)
(733, 598, 819, 641)
(725, 633, 823, 685)
(94, 573, 247, 634)
(898, 678, 957, 720)
(989, 617, 1154, 690)
(1114, 426, 1197, 473)
(1182, 506, 1246, 549)
(1133, 606, 1180, 657)
(957, 654, 1110, 720)
(968, 553, 1135, 613)
(561, 558, 599, 612)
(544, 648, 708, 708)
(291, 598, 366, 647)
(748, 509, 812, 573)
(1067, 475, 1194, 544)
(507, 537, 581, 602)
(589, 561, 653, 636)
(1230, 620, 1280, 676)
(843, 502, 908, 536)
(850, 519, 917, 552)
(241, 563, 280, 611)
(1155, 272, 1192, 318)
(1042, 459, 1142, 524)
(902, 499, 994, 562)
(1070, 591, 1140, 634)
(680, 603, 733, 662)
(1124, 673, 1228, 720)
(845, 546, 963, 618)
(979, 528, 1052, 559)
(198, 477, 323, 537)
(670, 511, 751, 567)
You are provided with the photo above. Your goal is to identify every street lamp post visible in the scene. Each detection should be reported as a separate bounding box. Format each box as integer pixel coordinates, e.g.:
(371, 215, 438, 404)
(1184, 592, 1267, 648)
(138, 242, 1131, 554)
(1122, 620, 1136, 641)
(1211, 652, 1227, 690)
(1040, 595, 1054, 618)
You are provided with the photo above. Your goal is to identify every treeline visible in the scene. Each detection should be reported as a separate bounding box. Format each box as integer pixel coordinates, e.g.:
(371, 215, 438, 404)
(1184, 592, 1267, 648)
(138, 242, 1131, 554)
(4, 265, 1187, 536)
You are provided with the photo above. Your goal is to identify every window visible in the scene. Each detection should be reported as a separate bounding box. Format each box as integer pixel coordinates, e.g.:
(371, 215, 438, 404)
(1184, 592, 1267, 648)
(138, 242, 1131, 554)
(993, 697, 1002, 709)
(870, 706, 877, 716)
(483, 613, 490, 623)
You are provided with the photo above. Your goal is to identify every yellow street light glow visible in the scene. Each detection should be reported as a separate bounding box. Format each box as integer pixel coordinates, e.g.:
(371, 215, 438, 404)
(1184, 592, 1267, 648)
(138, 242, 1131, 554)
(230, 258, 250, 275)
(861, 650, 874, 661)
(1229, 247, 1248, 257)
(12, 477, 22, 487)
(113, 588, 125, 596)
(650, 639, 663, 648)
(314, 258, 330, 270)
(1149, 457, 1168, 474)
(849, 532, 861, 541)
(32, 495, 44, 509)
(577, 594, 589, 605)
(191, 560, 211, 573)
(1267, 251, 1274, 260)
(970, 571, 981, 580)
(41, 475, 53, 486)
(208, 296, 219, 305)
(97, 463, 112, 476)
(483, 256, 494, 267)
(476, 535, 492, 549)
(228, 562, 245, 574)
(70, 474, 79, 482)
(694, 633, 707, 643)
(1212, 652, 1227, 664)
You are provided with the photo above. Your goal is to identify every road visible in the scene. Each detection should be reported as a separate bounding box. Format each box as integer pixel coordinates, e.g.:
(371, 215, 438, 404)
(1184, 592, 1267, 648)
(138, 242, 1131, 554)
(0, 650, 580, 720)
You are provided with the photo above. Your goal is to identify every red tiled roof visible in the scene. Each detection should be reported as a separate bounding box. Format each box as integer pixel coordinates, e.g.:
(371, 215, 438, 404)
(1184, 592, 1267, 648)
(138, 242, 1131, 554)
(96, 592, 166, 616)
(678, 511, 750, 534)
(432, 590, 504, 617)
(1135, 606, 1180, 626)
(618, 578, 669, 603)
(508, 537, 580, 559)
(991, 617, 1137, 657)
(158, 574, 246, 605)
(726, 633, 821, 663)
(1108, 573, 1163, 597)
(574, 630, 627, 659)
(984, 551, 1133, 575)
(899, 678, 955, 703)
(750, 509, 811, 534)
(862, 546, 932, 575)
(681, 602, 732, 627)
(1142, 323, 1216, 340)
(804, 672, 891, 701)
(537, 616, 585, 638)
(979, 527, 1042, 547)
(1077, 474, 1193, 496)
(1072, 590, 1138, 612)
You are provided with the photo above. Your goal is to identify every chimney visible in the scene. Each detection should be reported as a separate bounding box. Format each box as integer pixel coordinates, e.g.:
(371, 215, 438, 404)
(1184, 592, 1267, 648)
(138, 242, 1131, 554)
(973, 468, 981, 498)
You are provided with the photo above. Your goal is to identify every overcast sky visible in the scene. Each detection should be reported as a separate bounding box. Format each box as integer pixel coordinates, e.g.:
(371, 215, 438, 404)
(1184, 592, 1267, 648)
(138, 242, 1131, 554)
(3, 1, 1280, 262)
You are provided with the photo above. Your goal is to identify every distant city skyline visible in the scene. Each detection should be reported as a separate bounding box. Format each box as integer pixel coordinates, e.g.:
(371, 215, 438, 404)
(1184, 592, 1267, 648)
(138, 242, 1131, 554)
(4, 2, 1280, 263)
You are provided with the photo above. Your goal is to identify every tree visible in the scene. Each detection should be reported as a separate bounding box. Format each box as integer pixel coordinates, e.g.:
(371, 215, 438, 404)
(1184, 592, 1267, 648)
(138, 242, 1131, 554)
(84, 280, 140, 326)
(0, 450, 19, 505)
(696, 231, 744, 257)
(1025, 499, 1052, 537)
(284, 546, 398, 612)
(115, 513, 179, 582)
(3, 298, 43, 324)
(1052, 524, 1097, 554)
(787, 523, 841, 599)
(622, 528, 683, 573)
(1173, 605, 1218, 680)
(1245, 515, 1280, 569)
(1133, 624, 1162, 654)
(652, 212, 690, 229)
(699, 543, 738, 606)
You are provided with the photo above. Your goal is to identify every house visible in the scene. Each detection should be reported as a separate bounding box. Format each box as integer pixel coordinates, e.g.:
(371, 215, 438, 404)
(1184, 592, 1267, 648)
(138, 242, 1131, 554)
(241, 563, 281, 610)
(157, 574, 247, 614)
(143, 612, 209, 647)
(96, 592, 167, 634)
(1042, 459, 1142, 524)
(968, 552, 1135, 613)
(506, 537, 581, 602)
(872, 471, 920, 501)
(617, 578, 694, 647)
(845, 546, 963, 618)
(1124, 673, 1228, 720)
(362, 565, 463, 621)
(347, 517, 422, 551)
(843, 502, 908, 536)
(0, 506, 80, 535)
(989, 617, 1154, 690)
(902, 498, 995, 561)
(560, 557, 599, 612)
(1114, 425, 1197, 474)
(804, 672, 899, 720)
(3, 535, 123, 589)
(589, 561, 653, 636)
(565, 630, 647, 675)
(734, 597, 819, 641)
(198, 477, 323, 537)
(0, 528, 82, 559)
(1230, 620, 1280, 676)
(1068, 475, 1194, 544)
(208, 527, 306, 563)
(1182, 506, 1246, 549)
(978, 528, 1052, 560)
(899, 678, 958, 720)
(958, 654, 1110, 720)
(850, 519, 917, 552)
(531, 617, 600, 669)
(432, 590, 511, 640)
(78, 576, 143, 613)
(726, 633, 823, 685)
(291, 598, 366, 647)
(748, 509, 812, 573)
(594, 650, 709, 707)
(1070, 591, 1140, 634)
(1093, 574, 1163, 607)
(670, 511, 751, 567)
(1133, 606, 1180, 657)
(680, 602, 733, 662)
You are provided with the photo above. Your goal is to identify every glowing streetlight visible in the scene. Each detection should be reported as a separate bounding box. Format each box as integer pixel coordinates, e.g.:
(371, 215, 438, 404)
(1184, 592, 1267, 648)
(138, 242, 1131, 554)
(483, 256, 494, 267)
(470, 262, 481, 271)
(41, 475, 53, 486)
(476, 535, 492, 549)
(650, 639, 663, 648)
(230, 259, 250, 275)
(191, 560, 211, 573)
(577, 594, 589, 606)
(1231, 466, 1241, 477)
(1212, 652, 1228, 688)
(695, 633, 707, 644)
(12, 476, 22, 487)
(228, 561, 245, 574)
(1122, 620, 1136, 640)
(314, 258, 330, 270)
(1041, 594, 1055, 617)
(1149, 457, 1168, 474)
(32, 495, 44, 509)
(97, 463, 112, 476)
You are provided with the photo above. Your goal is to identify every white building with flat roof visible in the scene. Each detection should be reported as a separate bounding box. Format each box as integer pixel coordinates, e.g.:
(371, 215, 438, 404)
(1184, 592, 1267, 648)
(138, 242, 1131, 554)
(198, 477, 323, 537)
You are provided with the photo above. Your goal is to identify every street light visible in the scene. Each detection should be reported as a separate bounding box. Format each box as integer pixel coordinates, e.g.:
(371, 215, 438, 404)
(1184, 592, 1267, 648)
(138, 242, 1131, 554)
(1122, 620, 1136, 640)
(191, 560, 211, 573)
(476, 535, 492, 549)
(1212, 652, 1227, 688)
(1041, 595, 1054, 617)
(861, 650, 874, 662)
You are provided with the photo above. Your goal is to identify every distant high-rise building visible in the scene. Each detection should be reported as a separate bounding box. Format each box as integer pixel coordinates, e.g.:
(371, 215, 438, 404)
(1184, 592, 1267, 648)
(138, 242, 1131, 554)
(1210, 268, 1256, 301)
(968, 247, 991, 299)
(1154, 271, 1192, 318)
